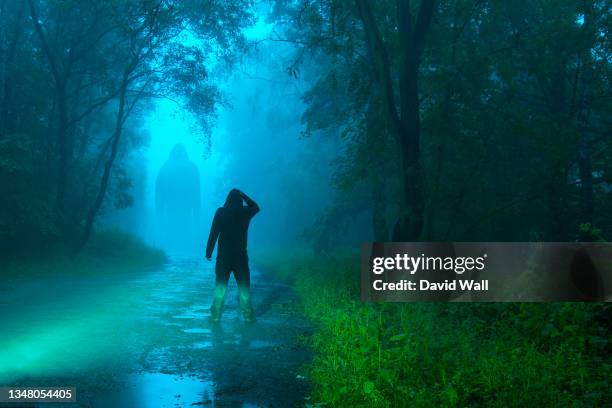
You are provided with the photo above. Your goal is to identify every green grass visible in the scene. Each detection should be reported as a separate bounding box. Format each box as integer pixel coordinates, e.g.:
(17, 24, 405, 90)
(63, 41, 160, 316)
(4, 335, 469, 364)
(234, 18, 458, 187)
(256, 250, 611, 407)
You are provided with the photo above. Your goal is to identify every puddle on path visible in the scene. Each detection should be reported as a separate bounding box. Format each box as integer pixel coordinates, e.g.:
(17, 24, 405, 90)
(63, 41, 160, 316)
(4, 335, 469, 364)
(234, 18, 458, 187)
(191, 341, 213, 349)
(189, 305, 210, 311)
(92, 372, 214, 408)
(249, 340, 280, 349)
(183, 327, 211, 334)
(162, 321, 183, 326)
(173, 312, 206, 319)
(128, 372, 214, 407)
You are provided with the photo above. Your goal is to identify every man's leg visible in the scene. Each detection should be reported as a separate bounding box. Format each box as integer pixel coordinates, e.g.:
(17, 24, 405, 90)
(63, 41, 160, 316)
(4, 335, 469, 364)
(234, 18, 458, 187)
(234, 258, 254, 322)
(211, 260, 231, 322)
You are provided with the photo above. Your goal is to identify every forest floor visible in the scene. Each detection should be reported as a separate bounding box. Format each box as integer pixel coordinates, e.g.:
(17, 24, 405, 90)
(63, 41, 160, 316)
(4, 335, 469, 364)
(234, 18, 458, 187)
(0, 256, 312, 407)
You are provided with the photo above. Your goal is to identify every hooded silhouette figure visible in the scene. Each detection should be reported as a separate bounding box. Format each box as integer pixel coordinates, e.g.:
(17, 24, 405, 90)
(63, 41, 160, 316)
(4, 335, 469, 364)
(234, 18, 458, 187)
(206, 188, 259, 322)
(155, 144, 200, 254)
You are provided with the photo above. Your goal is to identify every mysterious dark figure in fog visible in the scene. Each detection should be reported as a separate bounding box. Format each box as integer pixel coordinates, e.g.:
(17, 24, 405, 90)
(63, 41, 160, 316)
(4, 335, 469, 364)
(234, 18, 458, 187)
(155, 144, 200, 254)
(206, 189, 260, 323)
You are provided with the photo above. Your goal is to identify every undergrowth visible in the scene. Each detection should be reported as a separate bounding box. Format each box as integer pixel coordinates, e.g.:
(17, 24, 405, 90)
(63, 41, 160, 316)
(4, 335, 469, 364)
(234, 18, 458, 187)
(256, 250, 610, 407)
(3, 229, 166, 277)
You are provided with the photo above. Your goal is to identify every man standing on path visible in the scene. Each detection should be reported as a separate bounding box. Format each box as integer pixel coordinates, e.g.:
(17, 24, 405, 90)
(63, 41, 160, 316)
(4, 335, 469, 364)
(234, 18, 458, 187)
(206, 188, 260, 323)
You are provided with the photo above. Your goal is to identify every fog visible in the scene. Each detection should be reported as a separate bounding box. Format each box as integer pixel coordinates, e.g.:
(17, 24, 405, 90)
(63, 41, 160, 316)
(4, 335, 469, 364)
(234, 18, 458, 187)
(105, 12, 357, 256)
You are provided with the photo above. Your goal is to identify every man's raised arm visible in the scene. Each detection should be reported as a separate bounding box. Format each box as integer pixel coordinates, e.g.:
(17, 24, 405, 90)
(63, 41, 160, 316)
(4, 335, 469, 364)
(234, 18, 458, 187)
(240, 191, 260, 216)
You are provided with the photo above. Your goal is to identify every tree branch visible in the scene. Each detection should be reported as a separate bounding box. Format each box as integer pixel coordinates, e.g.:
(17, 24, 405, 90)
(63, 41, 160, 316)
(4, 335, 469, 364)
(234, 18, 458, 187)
(354, 0, 401, 136)
(28, 0, 61, 83)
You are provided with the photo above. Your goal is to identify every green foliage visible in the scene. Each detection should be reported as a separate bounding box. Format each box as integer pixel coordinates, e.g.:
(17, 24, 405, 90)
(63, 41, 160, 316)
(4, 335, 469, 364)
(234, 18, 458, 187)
(259, 251, 611, 407)
(579, 223, 607, 242)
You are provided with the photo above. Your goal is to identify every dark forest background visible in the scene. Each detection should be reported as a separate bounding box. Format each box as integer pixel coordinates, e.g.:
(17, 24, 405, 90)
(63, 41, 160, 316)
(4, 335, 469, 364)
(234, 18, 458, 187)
(0, 0, 610, 254)
(281, 0, 611, 247)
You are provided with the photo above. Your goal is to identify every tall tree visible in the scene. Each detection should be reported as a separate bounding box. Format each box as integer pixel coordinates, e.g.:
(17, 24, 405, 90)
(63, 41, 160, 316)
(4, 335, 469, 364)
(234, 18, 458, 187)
(355, 0, 436, 240)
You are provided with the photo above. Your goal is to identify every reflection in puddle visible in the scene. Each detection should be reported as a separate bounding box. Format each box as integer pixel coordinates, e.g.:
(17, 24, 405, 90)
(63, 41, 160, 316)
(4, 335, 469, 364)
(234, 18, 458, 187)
(162, 321, 183, 326)
(129, 373, 214, 407)
(96, 372, 214, 408)
(249, 340, 279, 350)
(189, 305, 209, 312)
(173, 312, 206, 319)
(191, 341, 213, 349)
(183, 328, 211, 334)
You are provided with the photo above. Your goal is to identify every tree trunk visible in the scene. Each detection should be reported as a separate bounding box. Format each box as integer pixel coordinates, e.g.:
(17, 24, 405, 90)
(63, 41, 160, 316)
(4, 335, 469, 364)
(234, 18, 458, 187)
(578, 128, 593, 240)
(73, 78, 128, 255)
(372, 174, 388, 241)
(0, 0, 6, 135)
(364, 85, 389, 241)
(56, 81, 69, 216)
(397, 58, 425, 240)
(28, 0, 72, 228)
(355, 0, 435, 241)
(0, 1, 25, 135)
(576, 7, 596, 242)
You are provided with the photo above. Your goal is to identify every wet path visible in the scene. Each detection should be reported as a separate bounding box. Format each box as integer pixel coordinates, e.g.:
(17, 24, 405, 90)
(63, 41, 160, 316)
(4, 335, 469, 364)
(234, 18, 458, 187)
(0, 257, 312, 407)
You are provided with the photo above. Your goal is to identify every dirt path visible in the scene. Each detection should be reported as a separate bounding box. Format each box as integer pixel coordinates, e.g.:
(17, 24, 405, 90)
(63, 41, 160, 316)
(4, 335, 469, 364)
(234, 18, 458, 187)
(0, 257, 312, 407)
